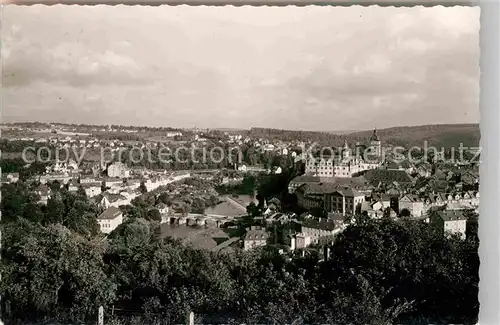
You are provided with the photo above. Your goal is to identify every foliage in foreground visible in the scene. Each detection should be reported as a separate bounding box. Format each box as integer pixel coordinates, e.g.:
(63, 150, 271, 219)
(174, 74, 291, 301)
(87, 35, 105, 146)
(1, 220, 479, 324)
(0, 182, 479, 324)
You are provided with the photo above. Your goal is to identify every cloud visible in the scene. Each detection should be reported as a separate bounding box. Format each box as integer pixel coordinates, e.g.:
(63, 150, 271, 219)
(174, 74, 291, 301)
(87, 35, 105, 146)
(2, 5, 480, 131)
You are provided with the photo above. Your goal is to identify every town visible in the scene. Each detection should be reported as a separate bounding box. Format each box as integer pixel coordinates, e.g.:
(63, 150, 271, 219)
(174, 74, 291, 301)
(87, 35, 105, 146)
(1, 122, 480, 255)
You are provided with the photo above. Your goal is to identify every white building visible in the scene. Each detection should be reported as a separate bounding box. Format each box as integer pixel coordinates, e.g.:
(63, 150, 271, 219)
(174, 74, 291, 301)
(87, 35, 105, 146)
(305, 156, 378, 178)
(300, 219, 340, 245)
(292, 233, 312, 250)
(431, 210, 467, 239)
(82, 182, 102, 198)
(107, 162, 130, 178)
(97, 206, 124, 234)
(243, 226, 269, 251)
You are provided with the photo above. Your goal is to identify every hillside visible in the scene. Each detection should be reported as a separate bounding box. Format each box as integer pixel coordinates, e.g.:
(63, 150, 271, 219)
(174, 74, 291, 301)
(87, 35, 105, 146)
(249, 124, 480, 148)
(347, 124, 480, 148)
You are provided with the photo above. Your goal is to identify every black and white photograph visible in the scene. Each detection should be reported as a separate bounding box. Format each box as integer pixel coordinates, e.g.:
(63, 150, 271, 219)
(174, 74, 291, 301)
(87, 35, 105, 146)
(1, 4, 480, 325)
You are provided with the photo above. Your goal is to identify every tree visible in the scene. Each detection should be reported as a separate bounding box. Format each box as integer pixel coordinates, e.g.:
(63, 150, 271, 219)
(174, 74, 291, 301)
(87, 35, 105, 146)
(246, 202, 259, 217)
(158, 192, 170, 205)
(49, 180, 61, 192)
(77, 186, 87, 197)
(45, 196, 66, 224)
(324, 218, 479, 324)
(399, 208, 411, 218)
(147, 208, 162, 222)
(1, 223, 117, 322)
(139, 182, 148, 194)
(310, 207, 327, 219)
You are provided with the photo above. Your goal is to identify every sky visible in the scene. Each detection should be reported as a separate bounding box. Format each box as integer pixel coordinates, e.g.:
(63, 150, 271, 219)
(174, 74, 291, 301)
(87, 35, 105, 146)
(2, 5, 480, 131)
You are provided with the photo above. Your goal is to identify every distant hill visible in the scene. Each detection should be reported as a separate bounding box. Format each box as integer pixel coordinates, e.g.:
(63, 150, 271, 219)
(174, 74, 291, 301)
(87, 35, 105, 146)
(249, 124, 480, 148)
(212, 128, 249, 133)
(323, 130, 360, 135)
(347, 124, 480, 148)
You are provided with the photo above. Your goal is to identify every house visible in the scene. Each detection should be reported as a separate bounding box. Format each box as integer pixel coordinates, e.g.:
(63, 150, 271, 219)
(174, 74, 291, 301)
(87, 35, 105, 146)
(107, 162, 130, 179)
(97, 192, 131, 209)
(371, 193, 392, 208)
(2, 172, 19, 183)
(360, 201, 384, 219)
(430, 210, 467, 239)
(291, 233, 312, 250)
(82, 182, 103, 198)
(40, 172, 72, 185)
(324, 187, 365, 216)
(399, 194, 424, 217)
(300, 218, 340, 245)
(80, 176, 98, 184)
(104, 178, 124, 188)
(243, 226, 269, 251)
(155, 202, 170, 215)
(35, 184, 52, 205)
(97, 206, 124, 234)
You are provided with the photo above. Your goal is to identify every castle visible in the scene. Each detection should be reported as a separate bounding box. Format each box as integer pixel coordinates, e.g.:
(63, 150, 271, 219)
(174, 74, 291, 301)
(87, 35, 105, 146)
(305, 128, 383, 178)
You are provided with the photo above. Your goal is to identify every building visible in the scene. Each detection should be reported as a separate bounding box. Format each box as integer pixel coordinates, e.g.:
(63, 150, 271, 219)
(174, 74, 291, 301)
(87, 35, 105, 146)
(35, 184, 52, 205)
(2, 172, 19, 184)
(324, 187, 365, 216)
(305, 157, 378, 178)
(369, 128, 382, 158)
(300, 219, 340, 245)
(107, 162, 130, 178)
(364, 168, 415, 188)
(40, 172, 72, 185)
(97, 192, 131, 209)
(97, 206, 124, 234)
(304, 130, 382, 178)
(295, 184, 327, 210)
(430, 210, 467, 239)
(295, 178, 371, 212)
(243, 226, 269, 250)
(399, 194, 424, 217)
(360, 201, 385, 219)
(291, 233, 312, 250)
(80, 176, 98, 184)
(288, 175, 321, 193)
(156, 202, 170, 215)
(82, 182, 102, 198)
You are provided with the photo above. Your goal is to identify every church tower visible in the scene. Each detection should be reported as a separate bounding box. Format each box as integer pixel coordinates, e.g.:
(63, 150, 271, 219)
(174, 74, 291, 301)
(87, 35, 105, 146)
(369, 128, 382, 157)
(342, 140, 350, 159)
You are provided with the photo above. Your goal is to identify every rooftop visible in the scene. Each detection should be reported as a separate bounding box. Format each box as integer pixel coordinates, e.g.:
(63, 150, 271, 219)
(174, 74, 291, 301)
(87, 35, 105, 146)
(437, 210, 467, 222)
(302, 219, 337, 231)
(98, 206, 122, 220)
(244, 229, 270, 241)
(364, 169, 414, 185)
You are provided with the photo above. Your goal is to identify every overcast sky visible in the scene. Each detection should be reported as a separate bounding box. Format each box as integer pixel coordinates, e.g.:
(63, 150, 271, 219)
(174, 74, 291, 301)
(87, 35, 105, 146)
(2, 5, 480, 131)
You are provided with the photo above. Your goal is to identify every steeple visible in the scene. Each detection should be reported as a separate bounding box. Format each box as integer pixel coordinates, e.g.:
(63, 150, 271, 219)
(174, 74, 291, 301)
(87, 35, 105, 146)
(342, 139, 350, 159)
(370, 128, 380, 142)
